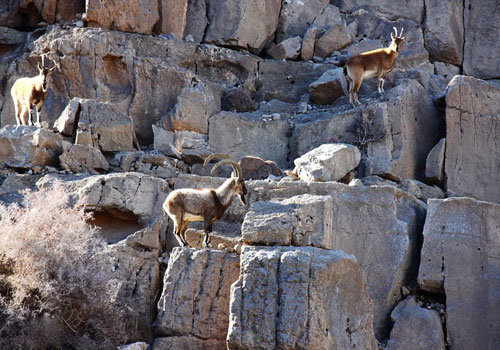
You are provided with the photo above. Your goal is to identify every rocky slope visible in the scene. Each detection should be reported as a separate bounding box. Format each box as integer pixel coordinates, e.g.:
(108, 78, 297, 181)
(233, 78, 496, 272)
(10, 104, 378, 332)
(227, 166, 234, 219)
(0, 0, 499, 349)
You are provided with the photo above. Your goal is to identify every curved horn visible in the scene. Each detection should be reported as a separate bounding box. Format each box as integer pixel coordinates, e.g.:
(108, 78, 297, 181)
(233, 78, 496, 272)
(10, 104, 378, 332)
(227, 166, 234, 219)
(41, 54, 46, 68)
(399, 27, 404, 38)
(204, 153, 231, 168)
(210, 160, 242, 179)
(392, 27, 398, 37)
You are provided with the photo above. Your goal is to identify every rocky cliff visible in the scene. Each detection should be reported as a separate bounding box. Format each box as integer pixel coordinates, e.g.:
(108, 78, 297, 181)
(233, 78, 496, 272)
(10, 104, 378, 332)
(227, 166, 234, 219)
(0, 0, 499, 349)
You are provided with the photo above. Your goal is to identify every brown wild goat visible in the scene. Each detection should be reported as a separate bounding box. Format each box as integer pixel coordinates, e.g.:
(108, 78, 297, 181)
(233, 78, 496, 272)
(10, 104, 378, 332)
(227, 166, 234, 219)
(344, 27, 406, 106)
(10, 54, 59, 126)
(163, 154, 247, 248)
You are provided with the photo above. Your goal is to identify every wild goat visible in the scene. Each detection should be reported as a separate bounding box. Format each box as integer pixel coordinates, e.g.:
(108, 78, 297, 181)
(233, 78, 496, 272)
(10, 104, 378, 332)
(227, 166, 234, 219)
(344, 27, 406, 106)
(10, 54, 59, 126)
(163, 154, 247, 248)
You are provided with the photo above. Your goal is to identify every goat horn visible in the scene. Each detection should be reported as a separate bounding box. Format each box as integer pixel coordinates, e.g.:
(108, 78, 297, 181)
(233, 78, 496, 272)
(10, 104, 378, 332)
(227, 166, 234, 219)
(210, 159, 242, 179)
(399, 27, 404, 37)
(392, 27, 398, 37)
(204, 153, 230, 168)
(41, 54, 45, 68)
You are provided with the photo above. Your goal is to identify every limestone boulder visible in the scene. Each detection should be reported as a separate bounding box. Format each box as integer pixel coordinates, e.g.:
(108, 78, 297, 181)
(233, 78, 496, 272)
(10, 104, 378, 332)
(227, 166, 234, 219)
(242, 194, 333, 247)
(204, 0, 282, 54)
(399, 179, 444, 203)
(185, 0, 208, 43)
(59, 144, 109, 174)
(300, 27, 317, 61)
(53, 97, 81, 136)
(246, 181, 426, 339)
(227, 246, 377, 349)
(167, 82, 221, 134)
(276, 0, 329, 42)
(267, 36, 302, 61)
(209, 111, 291, 168)
(314, 21, 352, 58)
(309, 68, 347, 105)
(85, 0, 160, 34)
(0, 126, 63, 169)
(424, 0, 464, 65)
(463, 0, 500, 79)
(425, 138, 445, 185)
(332, 0, 424, 23)
(77, 99, 138, 152)
(445, 76, 500, 203)
(158, 0, 188, 38)
(418, 198, 500, 350)
(294, 143, 361, 182)
(156, 248, 240, 344)
(386, 297, 445, 350)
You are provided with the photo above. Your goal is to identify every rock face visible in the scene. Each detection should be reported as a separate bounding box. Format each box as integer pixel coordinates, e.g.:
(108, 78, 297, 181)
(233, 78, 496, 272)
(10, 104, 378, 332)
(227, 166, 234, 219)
(156, 248, 240, 346)
(85, 0, 160, 34)
(227, 246, 377, 350)
(445, 76, 500, 203)
(293, 143, 361, 182)
(332, 0, 424, 23)
(109, 151, 178, 179)
(418, 198, 500, 350)
(77, 99, 138, 152)
(292, 80, 443, 181)
(267, 36, 302, 60)
(314, 21, 352, 58)
(424, 0, 463, 65)
(242, 194, 333, 247)
(0, 126, 63, 169)
(209, 111, 291, 168)
(204, 0, 282, 54)
(245, 181, 425, 339)
(386, 297, 445, 350)
(425, 138, 445, 185)
(276, 0, 329, 42)
(463, 0, 500, 79)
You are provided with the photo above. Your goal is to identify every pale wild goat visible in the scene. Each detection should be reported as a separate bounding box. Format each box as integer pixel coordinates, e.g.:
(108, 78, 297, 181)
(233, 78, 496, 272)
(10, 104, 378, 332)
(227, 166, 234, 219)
(163, 154, 247, 248)
(344, 27, 406, 106)
(10, 54, 58, 126)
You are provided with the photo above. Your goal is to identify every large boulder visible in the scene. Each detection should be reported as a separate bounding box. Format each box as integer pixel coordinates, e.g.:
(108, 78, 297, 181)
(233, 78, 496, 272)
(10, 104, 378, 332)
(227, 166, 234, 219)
(108, 151, 178, 179)
(156, 248, 239, 347)
(246, 181, 426, 339)
(227, 246, 377, 349)
(463, 0, 500, 79)
(53, 97, 81, 136)
(239, 156, 281, 180)
(267, 36, 302, 61)
(292, 80, 443, 181)
(386, 297, 445, 350)
(158, 0, 188, 38)
(418, 198, 500, 350)
(332, 0, 424, 23)
(424, 0, 464, 65)
(293, 143, 361, 182)
(425, 138, 445, 185)
(77, 99, 138, 152)
(445, 76, 500, 203)
(208, 111, 291, 168)
(308, 68, 347, 105)
(0, 125, 63, 169)
(59, 144, 109, 174)
(242, 194, 333, 247)
(275, 0, 329, 42)
(85, 0, 160, 34)
(314, 20, 353, 58)
(204, 0, 282, 54)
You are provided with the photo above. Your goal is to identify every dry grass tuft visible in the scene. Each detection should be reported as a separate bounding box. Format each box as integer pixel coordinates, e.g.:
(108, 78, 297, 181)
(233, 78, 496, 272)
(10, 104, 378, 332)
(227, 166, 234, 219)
(0, 182, 130, 349)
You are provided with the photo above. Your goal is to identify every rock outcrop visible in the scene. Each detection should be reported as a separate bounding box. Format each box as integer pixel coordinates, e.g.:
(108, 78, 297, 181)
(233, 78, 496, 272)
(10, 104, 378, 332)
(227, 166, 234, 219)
(418, 198, 500, 350)
(227, 246, 377, 349)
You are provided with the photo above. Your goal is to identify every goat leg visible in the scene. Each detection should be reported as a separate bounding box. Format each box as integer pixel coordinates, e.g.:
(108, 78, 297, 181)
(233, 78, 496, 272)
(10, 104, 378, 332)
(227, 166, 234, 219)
(203, 217, 214, 248)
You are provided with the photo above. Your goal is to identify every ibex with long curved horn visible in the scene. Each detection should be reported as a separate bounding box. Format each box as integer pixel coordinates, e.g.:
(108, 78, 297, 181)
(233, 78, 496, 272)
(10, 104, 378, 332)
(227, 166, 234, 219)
(344, 27, 406, 106)
(163, 153, 247, 248)
(10, 54, 59, 126)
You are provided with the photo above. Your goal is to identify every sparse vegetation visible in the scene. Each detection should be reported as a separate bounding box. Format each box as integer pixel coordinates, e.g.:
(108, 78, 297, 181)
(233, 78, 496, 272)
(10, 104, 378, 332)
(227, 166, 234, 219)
(0, 182, 129, 349)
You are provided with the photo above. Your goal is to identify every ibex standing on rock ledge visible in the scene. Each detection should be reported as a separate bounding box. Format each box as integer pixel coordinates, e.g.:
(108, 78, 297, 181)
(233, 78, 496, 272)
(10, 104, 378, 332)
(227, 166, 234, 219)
(163, 154, 247, 248)
(344, 27, 406, 106)
(10, 54, 59, 127)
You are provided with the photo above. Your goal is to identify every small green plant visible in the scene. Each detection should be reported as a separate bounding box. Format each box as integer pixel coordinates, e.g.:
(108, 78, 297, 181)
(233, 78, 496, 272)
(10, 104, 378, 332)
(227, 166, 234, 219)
(0, 182, 129, 349)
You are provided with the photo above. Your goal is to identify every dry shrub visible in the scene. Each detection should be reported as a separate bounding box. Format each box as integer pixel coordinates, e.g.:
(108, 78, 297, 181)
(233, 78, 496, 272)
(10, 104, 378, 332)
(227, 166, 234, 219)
(0, 182, 130, 349)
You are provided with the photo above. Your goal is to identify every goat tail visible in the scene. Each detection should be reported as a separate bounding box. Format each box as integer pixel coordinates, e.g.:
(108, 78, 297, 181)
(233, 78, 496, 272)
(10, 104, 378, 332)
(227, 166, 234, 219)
(341, 66, 349, 97)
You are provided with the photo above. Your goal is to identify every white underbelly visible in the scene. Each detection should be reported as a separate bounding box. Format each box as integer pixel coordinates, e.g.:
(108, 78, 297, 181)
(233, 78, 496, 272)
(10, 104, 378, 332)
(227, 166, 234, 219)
(184, 213, 204, 222)
(363, 70, 377, 79)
